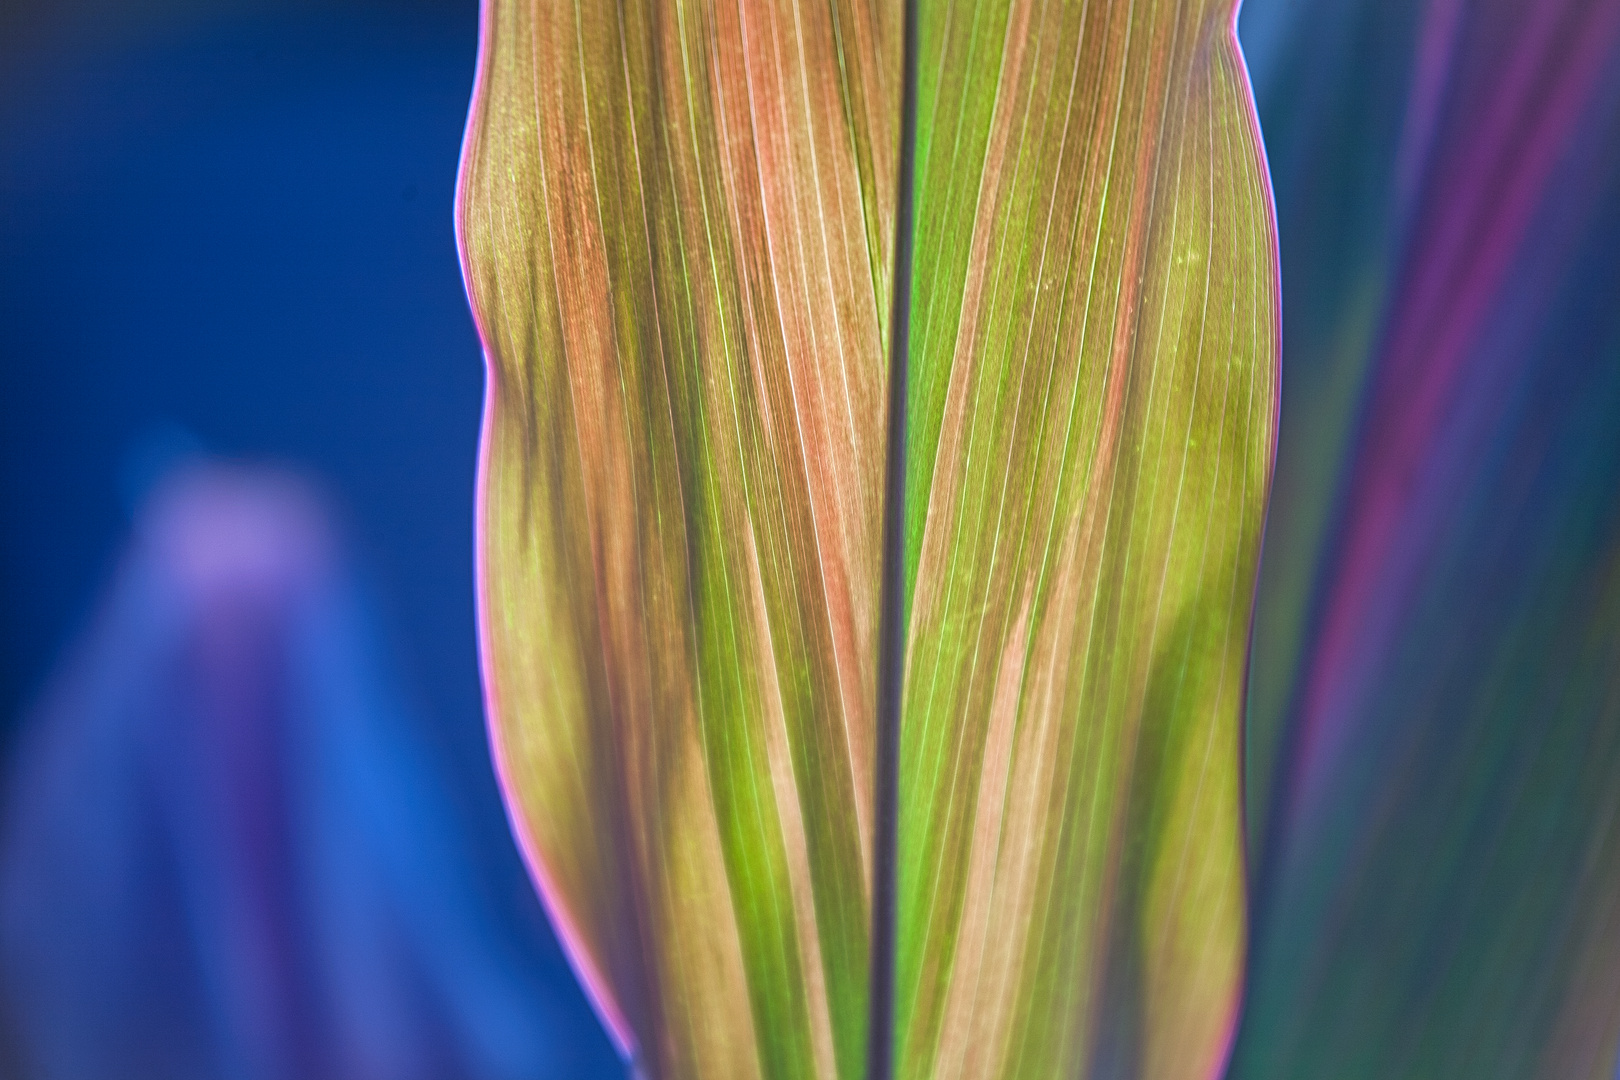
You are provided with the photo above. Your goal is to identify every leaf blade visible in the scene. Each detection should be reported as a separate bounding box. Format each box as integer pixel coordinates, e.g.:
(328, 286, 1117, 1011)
(460, 2, 1280, 1077)
(898, 2, 1278, 1077)
(458, 1, 900, 1075)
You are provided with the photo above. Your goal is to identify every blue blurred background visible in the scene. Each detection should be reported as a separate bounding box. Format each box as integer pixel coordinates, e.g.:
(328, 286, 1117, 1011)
(0, 0, 620, 1075)
(11, 1, 1616, 1077)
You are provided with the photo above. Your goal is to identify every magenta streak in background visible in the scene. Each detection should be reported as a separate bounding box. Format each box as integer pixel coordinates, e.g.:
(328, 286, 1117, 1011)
(1393, 0, 1465, 211)
(1289, 1, 1620, 825)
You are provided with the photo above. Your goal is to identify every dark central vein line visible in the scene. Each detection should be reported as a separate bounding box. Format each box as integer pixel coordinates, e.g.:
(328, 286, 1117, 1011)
(868, 0, 919, 1077)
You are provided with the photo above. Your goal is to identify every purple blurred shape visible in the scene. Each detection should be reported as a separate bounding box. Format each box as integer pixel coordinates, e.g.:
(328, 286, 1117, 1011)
(0, 465, 586, 1079)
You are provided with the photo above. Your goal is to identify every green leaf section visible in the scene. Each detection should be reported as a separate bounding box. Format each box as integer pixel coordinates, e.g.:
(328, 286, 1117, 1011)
(898, 1, 1275, 1077)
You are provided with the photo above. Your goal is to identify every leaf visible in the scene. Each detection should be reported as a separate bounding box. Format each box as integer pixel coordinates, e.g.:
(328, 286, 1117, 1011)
(896, 2, 1274, 1077)
(1232, 1, 1620, 1077)
(458, 3, 898, 1076)
(456, 0, 1277, 1077)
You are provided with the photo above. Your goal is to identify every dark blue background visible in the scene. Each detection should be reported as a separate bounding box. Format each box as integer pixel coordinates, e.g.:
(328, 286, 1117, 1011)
(0, 1, 619, 1073)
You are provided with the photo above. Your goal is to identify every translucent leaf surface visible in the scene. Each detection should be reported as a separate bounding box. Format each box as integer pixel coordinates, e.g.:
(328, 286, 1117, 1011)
(896, 2, 1275, 1077)
(456, 1, 1276, 1077)
(459, 4, 897, 1075)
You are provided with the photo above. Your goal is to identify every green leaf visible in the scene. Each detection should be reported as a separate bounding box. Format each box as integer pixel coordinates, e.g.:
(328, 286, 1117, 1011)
(455, 0, 1276, 1076)
(897, 2, 1274, 1077)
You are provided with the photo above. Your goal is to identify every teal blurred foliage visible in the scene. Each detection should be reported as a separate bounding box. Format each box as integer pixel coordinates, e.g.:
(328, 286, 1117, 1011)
(1234, 0, 1620, 1076)
(0, 466, 611, 1079)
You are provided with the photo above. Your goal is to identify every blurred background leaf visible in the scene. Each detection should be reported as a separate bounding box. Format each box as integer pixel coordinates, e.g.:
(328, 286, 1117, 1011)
(1235, 0, 1620, 1076)
(0, 464, 612, 1079)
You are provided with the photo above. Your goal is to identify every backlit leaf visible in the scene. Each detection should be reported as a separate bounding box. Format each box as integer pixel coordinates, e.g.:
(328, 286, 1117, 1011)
(458, 4, 897, 1076)
(898, 3, 1274, 1077)
(456, 1, 1276, 1077)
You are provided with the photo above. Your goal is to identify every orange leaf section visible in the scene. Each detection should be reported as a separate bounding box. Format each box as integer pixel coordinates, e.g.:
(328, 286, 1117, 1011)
(456, 1, 898, 1078)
